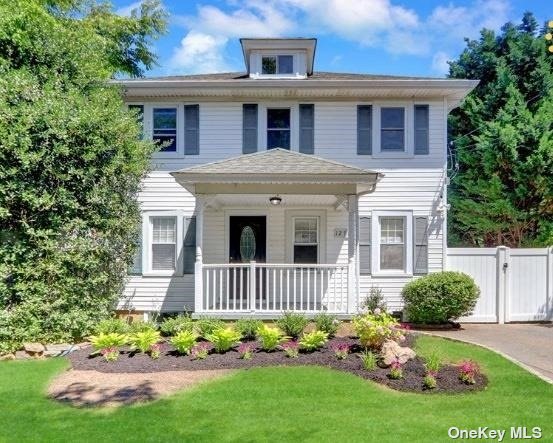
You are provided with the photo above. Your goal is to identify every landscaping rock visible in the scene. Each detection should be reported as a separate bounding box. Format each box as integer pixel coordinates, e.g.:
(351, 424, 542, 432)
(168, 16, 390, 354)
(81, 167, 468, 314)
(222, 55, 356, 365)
(15, 350, 32, 360)
(23, 342, 45, 353)
(0, 353, 15, 361)
(380, 340, 416, 366)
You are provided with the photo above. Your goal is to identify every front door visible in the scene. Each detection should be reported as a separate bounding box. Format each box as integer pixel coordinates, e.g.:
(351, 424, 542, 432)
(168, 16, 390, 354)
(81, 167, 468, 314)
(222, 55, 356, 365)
(229, 216, 266, 306)
(229, 216, 266, 263)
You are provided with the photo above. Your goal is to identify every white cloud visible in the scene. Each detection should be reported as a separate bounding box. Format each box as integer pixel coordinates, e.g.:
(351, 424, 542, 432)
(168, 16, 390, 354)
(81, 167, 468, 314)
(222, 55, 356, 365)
(432, 51, 451, 75)
(165, 0, 512, 75)
(115, 1, 142, 17)
(169, 32, 230, 74)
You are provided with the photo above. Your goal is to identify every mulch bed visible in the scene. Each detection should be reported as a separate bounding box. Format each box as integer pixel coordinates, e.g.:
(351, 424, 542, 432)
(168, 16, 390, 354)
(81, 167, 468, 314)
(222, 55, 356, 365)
(69, 334, 487, 394)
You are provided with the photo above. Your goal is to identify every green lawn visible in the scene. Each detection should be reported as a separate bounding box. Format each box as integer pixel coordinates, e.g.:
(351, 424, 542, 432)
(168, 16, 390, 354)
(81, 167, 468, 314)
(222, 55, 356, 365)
(0, 336, 551, 442)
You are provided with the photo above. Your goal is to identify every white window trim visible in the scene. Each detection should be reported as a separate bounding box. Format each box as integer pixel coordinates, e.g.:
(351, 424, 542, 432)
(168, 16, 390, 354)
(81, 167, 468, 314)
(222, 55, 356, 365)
(292, 216, 319, 264)
(259, 103, 298, 151)
(285, 210, 326, 264)
(371, 210, 413, 276)
(147, 103, 183, 159)
(249, 50, 307, 79)
(142, 211, 184, 277)
(372, 101, 415, 159)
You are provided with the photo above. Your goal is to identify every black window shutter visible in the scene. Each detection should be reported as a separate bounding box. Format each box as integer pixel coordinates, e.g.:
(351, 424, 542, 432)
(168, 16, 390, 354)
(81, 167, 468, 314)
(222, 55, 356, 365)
(359, 216, 371, 274)
(183, 216, 196, 274)
(414, 216, 428, 274)
(184, 105, 200, 155)
(357, 105, 372, 155)
(299, 104, 314, 154)
(242, 104, 258, 154)
(414, 105, 429, 155)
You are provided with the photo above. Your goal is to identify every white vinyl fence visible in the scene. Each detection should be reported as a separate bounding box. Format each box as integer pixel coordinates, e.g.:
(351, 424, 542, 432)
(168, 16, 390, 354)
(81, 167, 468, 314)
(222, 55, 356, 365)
(447, 247, 553, 323)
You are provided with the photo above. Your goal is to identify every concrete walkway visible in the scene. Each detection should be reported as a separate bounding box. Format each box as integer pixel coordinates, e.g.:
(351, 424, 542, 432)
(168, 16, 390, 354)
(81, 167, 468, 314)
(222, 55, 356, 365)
(428, 323, 553, 383)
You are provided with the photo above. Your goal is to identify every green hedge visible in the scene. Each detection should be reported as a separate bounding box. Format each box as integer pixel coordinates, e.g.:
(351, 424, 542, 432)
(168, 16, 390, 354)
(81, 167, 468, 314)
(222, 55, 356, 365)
(401, 272, 480, 324)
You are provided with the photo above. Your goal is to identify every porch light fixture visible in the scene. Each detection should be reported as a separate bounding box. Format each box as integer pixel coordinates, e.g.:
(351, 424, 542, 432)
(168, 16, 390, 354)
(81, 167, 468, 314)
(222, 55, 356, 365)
(269, 195, 282, 205)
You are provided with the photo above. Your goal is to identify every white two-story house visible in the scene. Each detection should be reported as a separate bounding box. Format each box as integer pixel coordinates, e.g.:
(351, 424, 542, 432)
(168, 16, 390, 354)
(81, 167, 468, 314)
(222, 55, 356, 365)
(118, 38, 477, 318)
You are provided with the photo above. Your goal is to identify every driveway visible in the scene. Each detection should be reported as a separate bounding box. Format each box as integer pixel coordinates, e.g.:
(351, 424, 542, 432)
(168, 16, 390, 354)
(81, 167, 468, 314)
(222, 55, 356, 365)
(428, 323, 553, 382)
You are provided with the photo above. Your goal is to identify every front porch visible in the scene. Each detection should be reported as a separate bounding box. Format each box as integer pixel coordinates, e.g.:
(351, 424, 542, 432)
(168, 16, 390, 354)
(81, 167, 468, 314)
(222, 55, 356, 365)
(170, 149, 382, 317)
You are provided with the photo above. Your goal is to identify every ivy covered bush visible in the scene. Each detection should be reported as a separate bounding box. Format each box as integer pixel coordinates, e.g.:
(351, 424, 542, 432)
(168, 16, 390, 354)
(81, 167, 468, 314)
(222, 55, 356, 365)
(402, 272, 480, 324)
(0, 0, 166, 353)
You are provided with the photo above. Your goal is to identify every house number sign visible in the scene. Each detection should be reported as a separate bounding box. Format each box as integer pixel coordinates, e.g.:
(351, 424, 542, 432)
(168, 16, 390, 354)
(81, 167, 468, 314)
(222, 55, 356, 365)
(334, 228, 347, 238)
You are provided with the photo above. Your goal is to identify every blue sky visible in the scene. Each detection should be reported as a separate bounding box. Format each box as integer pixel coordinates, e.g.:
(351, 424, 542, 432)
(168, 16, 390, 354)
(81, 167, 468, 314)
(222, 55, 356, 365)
(113, 0, 551, 78)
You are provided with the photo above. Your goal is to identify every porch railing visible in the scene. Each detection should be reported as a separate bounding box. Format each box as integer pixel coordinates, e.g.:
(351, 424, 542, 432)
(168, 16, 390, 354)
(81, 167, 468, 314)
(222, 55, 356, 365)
(197, 262, 351, 314)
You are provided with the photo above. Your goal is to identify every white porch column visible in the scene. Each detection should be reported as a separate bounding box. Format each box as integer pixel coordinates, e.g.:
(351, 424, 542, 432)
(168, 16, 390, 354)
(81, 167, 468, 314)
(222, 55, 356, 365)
(194, 197, 204, 314)
(347, 194, 358, 314)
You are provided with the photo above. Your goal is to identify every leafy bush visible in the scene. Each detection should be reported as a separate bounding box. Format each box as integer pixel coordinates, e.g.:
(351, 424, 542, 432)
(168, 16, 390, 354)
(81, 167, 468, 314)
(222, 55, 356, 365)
(459, 360, 480, 384)
(360, 286, 387, 313)
(149, 343, 163, 360)
(128, 329, 161, 354)
(299, 330, 329, 351)
(330, 342, 350, 360)
(89, 333, 127, 362)
(160, 314, 194, 337)
(423, 374, 437, 389)
(313, 313, 341, 337)
(360, 350, 377, 370)
(170, 330, 198, 355)
(257, 325, 287, 352)
(402, 272, 480, 324)
(0, 0, 164, 352)
(389, 361, 403, 379)
(276, 312, 309, 338)
(352, 311, 404, 350)
(234, 319, 264, 340)
(195, 317, 226, 337)
(191, 342, 211, 360)
(128, 321, 158, 334)
(281, 340, 300, 358)
(95, 318, 130, 335)
(205, 327, 242, 353)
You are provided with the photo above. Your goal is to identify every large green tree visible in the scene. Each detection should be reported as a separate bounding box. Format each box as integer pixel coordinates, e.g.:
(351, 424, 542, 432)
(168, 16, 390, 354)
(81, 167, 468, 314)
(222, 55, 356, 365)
(448, 12, 553, 247)
(0, 0, 166, 351)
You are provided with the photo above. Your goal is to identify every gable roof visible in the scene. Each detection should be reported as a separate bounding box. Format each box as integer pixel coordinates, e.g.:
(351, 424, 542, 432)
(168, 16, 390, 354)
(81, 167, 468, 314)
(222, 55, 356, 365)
(172, 148, 379, 178)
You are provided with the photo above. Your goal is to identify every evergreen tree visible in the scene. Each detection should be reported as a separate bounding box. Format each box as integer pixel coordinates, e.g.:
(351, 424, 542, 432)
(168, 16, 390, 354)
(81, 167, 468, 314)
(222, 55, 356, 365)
(448, 12, 553, 247)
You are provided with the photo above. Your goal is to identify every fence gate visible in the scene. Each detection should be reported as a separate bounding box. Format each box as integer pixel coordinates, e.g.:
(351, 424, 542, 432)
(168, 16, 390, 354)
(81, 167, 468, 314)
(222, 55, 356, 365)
(447, 247, 553, 323)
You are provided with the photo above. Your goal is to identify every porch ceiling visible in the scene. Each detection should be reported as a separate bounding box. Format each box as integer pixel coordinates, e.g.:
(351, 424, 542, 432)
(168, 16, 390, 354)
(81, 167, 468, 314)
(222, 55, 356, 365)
(170, 149, 382, 196)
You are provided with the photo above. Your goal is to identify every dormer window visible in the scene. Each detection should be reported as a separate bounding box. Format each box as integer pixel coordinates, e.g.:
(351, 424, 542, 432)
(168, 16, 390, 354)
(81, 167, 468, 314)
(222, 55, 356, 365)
(262, 55, 294, 75)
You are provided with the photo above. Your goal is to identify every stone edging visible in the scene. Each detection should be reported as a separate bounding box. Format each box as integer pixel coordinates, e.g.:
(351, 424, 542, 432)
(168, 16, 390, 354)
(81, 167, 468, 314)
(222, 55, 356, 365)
(418, 331, 553, 385)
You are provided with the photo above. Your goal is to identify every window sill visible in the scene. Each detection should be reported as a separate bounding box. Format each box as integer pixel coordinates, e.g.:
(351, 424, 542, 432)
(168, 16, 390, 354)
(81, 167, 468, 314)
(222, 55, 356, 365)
(142, 271, 180, 277)
(371, 152, 414, 159)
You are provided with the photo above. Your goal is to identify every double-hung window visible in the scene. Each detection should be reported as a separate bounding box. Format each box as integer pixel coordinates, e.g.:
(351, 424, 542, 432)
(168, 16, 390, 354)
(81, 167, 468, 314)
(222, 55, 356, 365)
(262, 55, 294, 74)
(380, 107, 405, 152)
(153, 107, 177, 152)
(380, 217, 405, 271)
(267, 108, 291, 149)
(151, 216, 177, 271)
(293, 217, 318, 264)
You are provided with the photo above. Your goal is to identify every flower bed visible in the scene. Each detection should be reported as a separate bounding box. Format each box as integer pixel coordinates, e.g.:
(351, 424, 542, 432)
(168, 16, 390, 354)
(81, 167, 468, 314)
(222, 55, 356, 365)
(69, 334, 487, 394)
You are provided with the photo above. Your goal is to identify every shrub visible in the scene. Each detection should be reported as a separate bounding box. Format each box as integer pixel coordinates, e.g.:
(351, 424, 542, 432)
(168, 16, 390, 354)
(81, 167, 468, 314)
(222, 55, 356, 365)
(330, 342, 350, 360)
(191, 342, 211, 360)
(423, 374, 437, 389)
(205, 327, 242, 353)
(237, 342, 255, 360)
(360, 286, 387, 313)
(424, 351, 442, 374)
(402, 272, 480, 324)
(389, 360, 403, 379)
(281, 340, 300, 358)
(149, 343, 163, 360)
(89, 333, 127, 362)
(313, 313, 341, 337)
(276, 312, 308, 338)
(128, 321, 158, 334)
(459, 360, 480, 384)
(352, 311, 404, 350)
(170, 330, 198, 355)
(160, 314, 194, 337)
(299, 330, 329, 351)
(128, 329, 161, 355)
(360, 350, 377, 370)
(195, 317, 226, 337)
(235, 319, 264, 340)
(257, 325, 287, 351)
(95, 318, 129, 335)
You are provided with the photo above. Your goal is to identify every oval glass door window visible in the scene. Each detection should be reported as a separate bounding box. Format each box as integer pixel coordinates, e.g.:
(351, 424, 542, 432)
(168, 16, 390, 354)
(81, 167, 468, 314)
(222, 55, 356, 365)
(239, 226, 256, 262)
